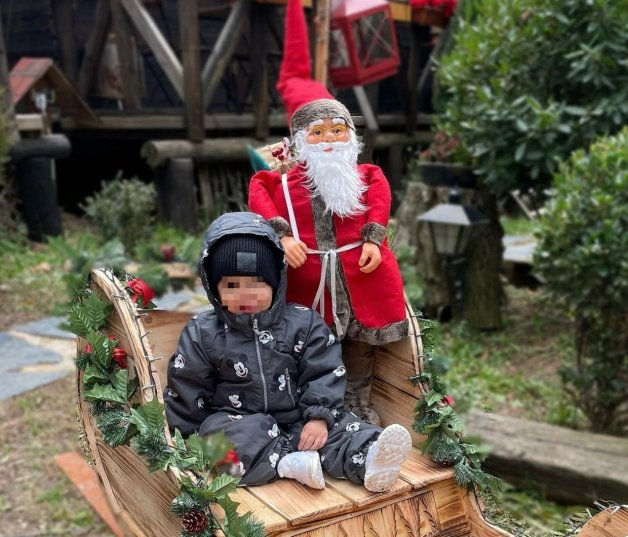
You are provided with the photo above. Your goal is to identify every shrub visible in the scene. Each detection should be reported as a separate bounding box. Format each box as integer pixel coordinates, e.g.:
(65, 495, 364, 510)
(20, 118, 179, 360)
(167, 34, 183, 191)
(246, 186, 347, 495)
(535, 128, 628, 435)
(82, 176, 156, 253)
(437, 0, 628, 197)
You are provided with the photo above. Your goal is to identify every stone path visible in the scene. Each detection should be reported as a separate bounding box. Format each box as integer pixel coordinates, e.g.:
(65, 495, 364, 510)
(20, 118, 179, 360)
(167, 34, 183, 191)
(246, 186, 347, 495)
(0, 285, 209, 401)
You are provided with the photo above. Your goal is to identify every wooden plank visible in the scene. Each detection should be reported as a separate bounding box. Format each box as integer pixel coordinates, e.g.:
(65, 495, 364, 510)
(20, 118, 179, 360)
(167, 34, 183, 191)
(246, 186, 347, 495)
(15, 113, 45, 132)
(201, 0, 249, 109)
(373, 336, 419, 399)
(432, 479, 470, 537)
(313, 0, 330, 85)
(98, 442, 182, 537)
(141, 309, 193, 383)
(55, 451, 125, 537)
(52, 0, 78, 82)
(110, 0, 142, 108)
(78, 0, 111, 97)
(178, 0, 204, 142)
(251, 2, 270, 140)
(398, 448, 454, 490)
(371, 378, 425, 448)
(121, 0, 184, 99)
(246, 478, 355, 527)
(230, 488, 290, 535)
(578, 506, 628, 537)
(325, 476, 411, 509)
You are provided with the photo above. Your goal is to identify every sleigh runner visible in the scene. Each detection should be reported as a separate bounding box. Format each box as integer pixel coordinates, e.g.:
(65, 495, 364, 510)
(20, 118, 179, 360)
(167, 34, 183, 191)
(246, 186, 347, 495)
(76, 268, 509, 536)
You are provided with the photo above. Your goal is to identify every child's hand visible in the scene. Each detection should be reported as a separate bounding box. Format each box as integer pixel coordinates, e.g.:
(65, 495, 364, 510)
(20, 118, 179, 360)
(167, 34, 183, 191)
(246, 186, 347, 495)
(299, 419, 328, 451)
(281, 236, 309, 268)
(358, 242, 381, 273)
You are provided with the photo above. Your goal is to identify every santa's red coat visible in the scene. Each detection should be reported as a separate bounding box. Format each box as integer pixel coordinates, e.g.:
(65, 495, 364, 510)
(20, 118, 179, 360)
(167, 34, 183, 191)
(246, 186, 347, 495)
(249, 163, 406, 332)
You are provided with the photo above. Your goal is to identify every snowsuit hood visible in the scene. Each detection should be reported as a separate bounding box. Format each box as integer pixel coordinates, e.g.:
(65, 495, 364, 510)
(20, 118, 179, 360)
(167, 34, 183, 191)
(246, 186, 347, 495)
(199, 212, 287, 334)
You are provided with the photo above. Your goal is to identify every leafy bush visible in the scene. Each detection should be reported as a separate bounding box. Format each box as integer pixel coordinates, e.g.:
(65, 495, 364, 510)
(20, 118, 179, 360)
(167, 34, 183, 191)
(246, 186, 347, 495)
(535, 128, 628, 435)
(82, 176, 156, 253)
(437, 0, 628, 196)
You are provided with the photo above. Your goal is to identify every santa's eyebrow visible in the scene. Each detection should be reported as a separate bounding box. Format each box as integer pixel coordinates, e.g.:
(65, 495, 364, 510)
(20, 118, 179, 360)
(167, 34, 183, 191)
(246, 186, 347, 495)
(308, 119, 324, 128)
(332, 117, 347, 125)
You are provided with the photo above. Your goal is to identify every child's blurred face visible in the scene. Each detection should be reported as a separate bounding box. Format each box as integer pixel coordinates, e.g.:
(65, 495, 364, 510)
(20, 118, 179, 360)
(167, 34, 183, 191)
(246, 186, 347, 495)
(217, 276, 273, 314)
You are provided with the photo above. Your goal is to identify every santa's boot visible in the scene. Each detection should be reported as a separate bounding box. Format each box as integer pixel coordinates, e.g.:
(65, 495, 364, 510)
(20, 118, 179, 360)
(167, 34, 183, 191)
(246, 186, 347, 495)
(343, 340, 381, 426)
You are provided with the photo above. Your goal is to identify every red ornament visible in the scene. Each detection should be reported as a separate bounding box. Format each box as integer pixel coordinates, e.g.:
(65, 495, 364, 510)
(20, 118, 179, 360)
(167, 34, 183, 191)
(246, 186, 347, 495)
(160, 244, 176, 262)
(126, 278, 156, 305)
(181, 509, 209, 534)
(108, 335, 128, 369)
(217, 449, 240, 466)
(84, 343, 92, 354)
(441, 395, 455, 406)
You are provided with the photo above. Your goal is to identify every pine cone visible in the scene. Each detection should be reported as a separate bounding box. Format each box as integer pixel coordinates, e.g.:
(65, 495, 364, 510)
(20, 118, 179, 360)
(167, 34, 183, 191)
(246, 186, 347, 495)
(182, 509, 209, 534)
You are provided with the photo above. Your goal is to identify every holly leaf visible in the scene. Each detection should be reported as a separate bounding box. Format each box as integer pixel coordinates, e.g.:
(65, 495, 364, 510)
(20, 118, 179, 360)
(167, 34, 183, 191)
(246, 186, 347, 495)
(425, 391, 444, 406)
(185, 432, 233, 471)
(82, 382, 128, 404)
(69, 294, 111, 336)
(82, 364, 109, 389)
(196, 473, 239, 501)
(129, 398, 165, 435)
(86, 331, 116, 372)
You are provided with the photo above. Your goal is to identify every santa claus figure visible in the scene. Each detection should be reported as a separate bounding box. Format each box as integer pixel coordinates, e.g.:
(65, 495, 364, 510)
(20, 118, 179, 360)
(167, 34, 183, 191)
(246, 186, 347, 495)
(249, 0, 408, 425)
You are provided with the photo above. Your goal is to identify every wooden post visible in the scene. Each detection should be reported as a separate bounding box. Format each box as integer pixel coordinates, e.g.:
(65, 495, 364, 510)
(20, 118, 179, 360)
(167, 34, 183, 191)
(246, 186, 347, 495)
(251, 2, 269, 140)
(201, 0, 249, 110)
(178, 0, 204, 142)
(154, 159, 198, 233)
(406, 23, 430, 134)
(78, 0, 112, 97)
(353, 85, 379, 163)
(110, 0, 142, 108)
(313, 0, 330, 84)
(52, 0, 79, 82)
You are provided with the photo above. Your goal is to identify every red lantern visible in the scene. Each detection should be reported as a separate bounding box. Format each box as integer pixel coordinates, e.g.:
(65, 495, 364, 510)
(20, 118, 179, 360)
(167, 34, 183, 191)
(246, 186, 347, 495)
(329, 0, 401, 88)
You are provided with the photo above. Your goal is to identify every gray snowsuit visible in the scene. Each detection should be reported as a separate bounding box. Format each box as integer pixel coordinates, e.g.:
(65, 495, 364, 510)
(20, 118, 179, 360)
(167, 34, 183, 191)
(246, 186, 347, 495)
(164, 212, 382, 486)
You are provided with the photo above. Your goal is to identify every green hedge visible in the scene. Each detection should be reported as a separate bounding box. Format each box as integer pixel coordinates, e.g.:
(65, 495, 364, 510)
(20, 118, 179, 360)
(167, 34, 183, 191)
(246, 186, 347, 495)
(437, 0, 628, 196)
(535, 127, 628, 435)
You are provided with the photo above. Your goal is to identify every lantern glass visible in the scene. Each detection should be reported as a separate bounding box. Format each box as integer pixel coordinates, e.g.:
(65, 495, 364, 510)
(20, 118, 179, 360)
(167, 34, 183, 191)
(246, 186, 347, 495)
(352, 11, 396, 68)
(330, 28, 351, 69)
(429, 222, 470, 258)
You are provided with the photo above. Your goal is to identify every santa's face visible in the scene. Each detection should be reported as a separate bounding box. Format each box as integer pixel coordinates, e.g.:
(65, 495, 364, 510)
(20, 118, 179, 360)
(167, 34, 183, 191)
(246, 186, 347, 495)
(293, 117, 366, 217)
(305, 118, 350, 146)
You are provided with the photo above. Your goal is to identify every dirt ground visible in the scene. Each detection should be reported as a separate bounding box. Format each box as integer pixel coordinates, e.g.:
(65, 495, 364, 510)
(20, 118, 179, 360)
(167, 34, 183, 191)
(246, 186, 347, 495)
(0, 374, 112, 537)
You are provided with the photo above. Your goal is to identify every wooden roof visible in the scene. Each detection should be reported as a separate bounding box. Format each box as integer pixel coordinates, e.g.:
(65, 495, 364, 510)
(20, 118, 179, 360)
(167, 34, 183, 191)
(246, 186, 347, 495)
(10, 57, 99, 123)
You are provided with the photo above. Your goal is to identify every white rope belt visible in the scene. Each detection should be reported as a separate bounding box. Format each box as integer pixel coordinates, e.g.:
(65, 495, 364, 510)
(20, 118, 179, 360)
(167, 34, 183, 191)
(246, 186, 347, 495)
(308, 241, 362, 338)
(281, 173, 362, 337)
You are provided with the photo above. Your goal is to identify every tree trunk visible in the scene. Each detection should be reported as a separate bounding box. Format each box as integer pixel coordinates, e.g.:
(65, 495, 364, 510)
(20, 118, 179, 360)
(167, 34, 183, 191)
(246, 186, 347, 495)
(394, 181, 503, 329)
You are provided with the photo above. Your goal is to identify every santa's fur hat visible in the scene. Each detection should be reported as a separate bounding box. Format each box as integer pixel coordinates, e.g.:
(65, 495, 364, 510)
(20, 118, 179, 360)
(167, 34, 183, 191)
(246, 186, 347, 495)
(277, 0, 354, 135)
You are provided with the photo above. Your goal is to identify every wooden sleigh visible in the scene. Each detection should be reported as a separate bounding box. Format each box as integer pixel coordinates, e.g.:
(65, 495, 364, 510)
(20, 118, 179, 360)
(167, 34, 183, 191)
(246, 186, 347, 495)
(77, 268, 511, 537)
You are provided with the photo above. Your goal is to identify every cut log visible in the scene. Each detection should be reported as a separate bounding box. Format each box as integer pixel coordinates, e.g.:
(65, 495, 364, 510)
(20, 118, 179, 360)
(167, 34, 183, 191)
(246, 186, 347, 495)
(141, 133, 432, 169)
(154, 158, 198, 233)
(464, 410, 628, 506)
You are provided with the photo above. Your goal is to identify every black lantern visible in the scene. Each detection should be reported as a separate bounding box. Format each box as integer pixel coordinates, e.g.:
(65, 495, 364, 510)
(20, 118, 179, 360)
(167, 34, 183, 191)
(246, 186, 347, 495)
(417, 190, 486, 258)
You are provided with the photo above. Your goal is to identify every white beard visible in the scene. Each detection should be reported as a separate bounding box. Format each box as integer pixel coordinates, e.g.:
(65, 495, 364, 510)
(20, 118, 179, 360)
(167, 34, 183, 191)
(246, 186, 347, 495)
(293, 130, 367, 217)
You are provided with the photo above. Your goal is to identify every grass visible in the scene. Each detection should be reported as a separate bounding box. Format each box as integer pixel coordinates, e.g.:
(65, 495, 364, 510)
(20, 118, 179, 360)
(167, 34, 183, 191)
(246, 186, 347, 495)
(500, 216, 539, 236)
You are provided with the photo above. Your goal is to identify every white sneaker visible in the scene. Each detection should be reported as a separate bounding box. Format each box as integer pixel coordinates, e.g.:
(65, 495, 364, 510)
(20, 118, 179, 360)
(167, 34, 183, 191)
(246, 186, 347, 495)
(364, 424, 412, 492)
(277, 451, 326, 489)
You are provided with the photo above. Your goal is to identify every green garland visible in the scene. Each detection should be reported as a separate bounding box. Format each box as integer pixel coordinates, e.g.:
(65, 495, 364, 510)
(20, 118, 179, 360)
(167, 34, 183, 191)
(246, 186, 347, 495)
(71, 270, 265, 537)
(410, 319, 499, 492)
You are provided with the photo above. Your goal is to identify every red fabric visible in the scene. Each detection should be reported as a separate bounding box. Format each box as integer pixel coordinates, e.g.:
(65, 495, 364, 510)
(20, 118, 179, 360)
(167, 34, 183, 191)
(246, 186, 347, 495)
(409, 0, 457, 17)
(249, 164, 406, 331)
(277, 0, 335, 119)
